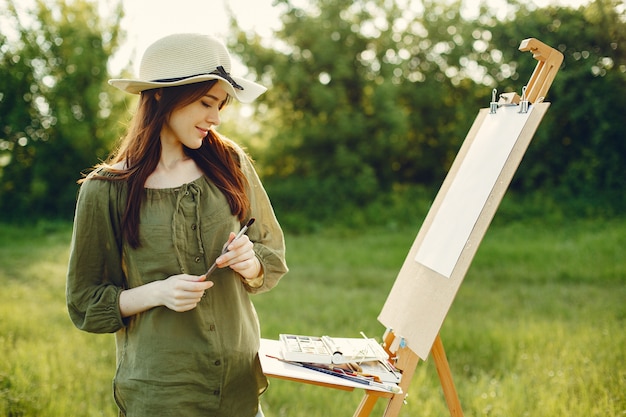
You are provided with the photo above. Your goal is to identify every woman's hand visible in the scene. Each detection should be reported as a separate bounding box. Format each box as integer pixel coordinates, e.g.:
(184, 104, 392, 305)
(216, 233, 262, 280)
(119, 274, 214, 317)
(157, 274, 214, 312)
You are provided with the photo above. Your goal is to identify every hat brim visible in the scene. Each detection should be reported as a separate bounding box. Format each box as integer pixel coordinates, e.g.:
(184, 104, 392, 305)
(108, 74, 266, 103)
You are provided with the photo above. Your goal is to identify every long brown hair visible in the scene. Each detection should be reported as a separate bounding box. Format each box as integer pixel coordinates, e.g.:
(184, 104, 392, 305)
(85, 80, 249, 248)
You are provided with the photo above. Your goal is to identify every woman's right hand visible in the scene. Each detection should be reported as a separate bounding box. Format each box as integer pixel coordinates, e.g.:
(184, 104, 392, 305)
(158, 274, 214, 312)
(119, 274, 214, 317)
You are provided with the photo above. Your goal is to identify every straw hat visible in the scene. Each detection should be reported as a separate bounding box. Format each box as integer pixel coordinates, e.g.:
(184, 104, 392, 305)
(108, 33, 266, 103)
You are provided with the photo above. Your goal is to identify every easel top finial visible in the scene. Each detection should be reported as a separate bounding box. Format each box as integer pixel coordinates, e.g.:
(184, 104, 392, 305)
(518, 38, 564, 104)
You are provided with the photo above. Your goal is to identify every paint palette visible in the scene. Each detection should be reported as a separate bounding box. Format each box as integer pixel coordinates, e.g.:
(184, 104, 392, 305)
(279, 334, 388, 365)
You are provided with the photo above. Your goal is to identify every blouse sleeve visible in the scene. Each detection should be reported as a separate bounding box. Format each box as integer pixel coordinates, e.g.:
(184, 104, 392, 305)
(238, 148, 289, 294)
(66, 176, 127, 333)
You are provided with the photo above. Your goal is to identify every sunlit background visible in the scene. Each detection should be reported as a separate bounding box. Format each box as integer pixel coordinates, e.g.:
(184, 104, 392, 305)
(115, 0, 591, 73)
(1, 0, 595, 75)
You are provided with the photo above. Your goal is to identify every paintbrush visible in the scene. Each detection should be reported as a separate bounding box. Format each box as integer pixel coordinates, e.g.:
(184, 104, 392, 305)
(204, 217, 255, 278)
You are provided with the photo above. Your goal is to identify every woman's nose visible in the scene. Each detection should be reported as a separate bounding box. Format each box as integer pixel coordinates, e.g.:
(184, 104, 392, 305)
(206, 108, 220, 126)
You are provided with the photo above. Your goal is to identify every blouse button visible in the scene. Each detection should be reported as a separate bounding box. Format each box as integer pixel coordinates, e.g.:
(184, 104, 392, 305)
(209, 324, 216, 331)
(191, 224, 197, 230)
(214, 360, 221, 366)
(213, 389, 220, 396)
(194, 256, 201, 263)
(184, 190, 190, 196)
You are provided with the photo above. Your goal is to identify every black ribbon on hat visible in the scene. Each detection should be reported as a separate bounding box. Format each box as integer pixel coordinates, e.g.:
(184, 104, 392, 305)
(153, 66, 244, 90)
(211, 66, 244, 90)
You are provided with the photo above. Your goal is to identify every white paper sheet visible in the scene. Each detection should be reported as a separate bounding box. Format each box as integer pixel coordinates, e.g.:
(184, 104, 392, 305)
(414, 106, 533, 277)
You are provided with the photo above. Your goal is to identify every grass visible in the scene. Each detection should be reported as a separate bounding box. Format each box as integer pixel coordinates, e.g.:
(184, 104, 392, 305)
(0, 222, 116, 416)
(0, 216, 624, 417)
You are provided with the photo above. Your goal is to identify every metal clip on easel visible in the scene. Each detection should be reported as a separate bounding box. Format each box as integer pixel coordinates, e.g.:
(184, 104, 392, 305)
(489, 89, 498, 114)
(518, 86, 529, 114)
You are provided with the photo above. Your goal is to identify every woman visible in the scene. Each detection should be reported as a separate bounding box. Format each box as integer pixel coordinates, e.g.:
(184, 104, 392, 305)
(66, 33, 288, 417)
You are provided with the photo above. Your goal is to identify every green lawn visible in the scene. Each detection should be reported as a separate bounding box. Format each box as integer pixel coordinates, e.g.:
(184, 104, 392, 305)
(1, 217, 624, 416)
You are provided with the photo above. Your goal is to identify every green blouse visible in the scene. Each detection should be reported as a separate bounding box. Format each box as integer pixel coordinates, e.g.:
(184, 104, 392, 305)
(66, 145, 288, 417)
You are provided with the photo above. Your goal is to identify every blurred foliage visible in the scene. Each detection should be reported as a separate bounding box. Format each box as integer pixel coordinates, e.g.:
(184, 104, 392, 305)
(0, 0, 128, 220)
(230, 0, 626, 228)
(0, 0, 624, 228)
(485, 0, 626, 215)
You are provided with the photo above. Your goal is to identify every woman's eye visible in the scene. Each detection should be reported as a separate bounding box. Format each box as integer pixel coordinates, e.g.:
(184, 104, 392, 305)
(201, 101, 212, 108)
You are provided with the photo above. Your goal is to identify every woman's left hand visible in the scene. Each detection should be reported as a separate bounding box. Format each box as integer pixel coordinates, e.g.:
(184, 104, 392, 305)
(216, 233, 262, 280)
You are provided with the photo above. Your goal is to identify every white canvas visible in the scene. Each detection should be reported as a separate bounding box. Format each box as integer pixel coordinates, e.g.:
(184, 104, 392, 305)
(414, 105, 534, 277)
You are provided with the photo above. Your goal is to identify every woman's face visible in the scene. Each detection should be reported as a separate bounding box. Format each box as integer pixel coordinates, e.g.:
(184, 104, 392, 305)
(161, 83, 228, 149)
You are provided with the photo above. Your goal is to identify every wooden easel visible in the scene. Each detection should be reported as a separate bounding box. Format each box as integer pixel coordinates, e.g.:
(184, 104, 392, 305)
(261, 38, 563, 417)
(351, 331, 461, 417)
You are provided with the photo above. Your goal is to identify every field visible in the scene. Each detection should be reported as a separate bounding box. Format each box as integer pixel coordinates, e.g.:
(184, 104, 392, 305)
(1, 216, 624, 416)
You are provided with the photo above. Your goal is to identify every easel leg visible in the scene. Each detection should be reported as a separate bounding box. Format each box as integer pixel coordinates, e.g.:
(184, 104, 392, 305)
(431, 334, 464, 417)
(353, 393, 379, 417)
(382, 348, 420, 417)
(382, 392, 408, 417)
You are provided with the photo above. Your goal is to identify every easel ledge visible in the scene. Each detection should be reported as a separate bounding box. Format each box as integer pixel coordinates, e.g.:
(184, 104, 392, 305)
(259, 331, 460, 416)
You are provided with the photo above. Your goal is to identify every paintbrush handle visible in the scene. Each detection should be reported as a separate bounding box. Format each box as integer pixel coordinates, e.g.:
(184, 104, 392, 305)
(204, 218, 256, 277)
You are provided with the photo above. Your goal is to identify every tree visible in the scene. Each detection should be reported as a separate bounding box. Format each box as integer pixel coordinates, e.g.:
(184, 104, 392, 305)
(0, 0, 128, 220)
(229, 0, 482, 220)
(0, 30, 40, 215)
(481, 0, 626, 212)
(230, 0, 626, 223)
